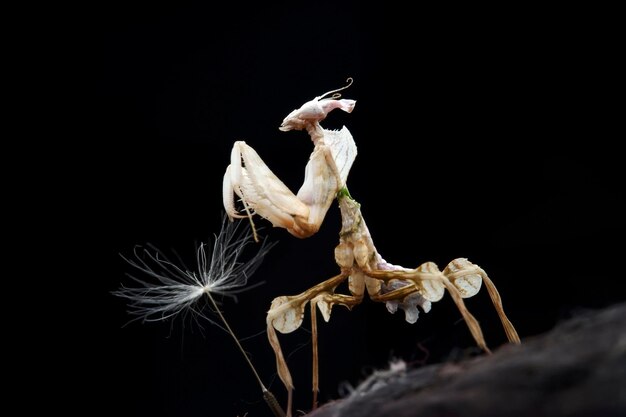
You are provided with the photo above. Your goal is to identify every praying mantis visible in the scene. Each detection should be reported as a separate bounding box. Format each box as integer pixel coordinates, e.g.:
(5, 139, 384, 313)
(223, 78, 520, 416)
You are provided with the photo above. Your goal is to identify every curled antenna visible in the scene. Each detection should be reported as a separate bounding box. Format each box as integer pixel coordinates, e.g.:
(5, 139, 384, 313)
(317, 77, 354, 100)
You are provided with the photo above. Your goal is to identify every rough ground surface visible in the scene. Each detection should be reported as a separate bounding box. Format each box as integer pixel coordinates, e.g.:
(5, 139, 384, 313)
(307, 302, 626, 417)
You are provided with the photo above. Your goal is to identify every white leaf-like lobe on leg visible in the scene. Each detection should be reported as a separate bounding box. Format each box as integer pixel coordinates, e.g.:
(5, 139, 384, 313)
(268, 296, 306, 334)
(415, 262, 445, 302)
(443, 258, 483, 298)
(313, 294, 333, 322)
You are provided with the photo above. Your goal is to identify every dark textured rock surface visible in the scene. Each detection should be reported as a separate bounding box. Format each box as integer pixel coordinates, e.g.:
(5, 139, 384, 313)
(308, 302, 626, 417)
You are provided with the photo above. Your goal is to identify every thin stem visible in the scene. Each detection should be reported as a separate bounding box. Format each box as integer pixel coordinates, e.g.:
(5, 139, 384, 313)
(206, 291, 265, 388)
(206, 292, 286, 417)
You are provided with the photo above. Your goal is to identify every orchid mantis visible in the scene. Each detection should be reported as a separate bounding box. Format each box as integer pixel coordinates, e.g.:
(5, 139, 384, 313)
(223, 79, 520, 416)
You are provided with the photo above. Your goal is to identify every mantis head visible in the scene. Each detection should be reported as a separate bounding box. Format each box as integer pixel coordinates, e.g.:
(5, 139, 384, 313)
(279, 78, 356, 132)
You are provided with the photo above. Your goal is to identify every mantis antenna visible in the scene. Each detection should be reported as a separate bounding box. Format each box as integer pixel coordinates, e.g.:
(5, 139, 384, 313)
(317, 77, 354, 100)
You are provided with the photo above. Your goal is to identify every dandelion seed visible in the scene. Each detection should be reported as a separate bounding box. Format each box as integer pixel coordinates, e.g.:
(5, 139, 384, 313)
(114, 216, 275, 326)
(114, 215, 286, 417)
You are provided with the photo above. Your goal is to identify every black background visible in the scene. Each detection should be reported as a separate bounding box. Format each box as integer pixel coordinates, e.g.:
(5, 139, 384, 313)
(62, 2, 623, 416)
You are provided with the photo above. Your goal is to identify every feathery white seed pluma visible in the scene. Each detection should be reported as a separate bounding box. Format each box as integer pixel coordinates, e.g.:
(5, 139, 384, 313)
(114, 216, 275, 325)
(115, 217, 286, 417)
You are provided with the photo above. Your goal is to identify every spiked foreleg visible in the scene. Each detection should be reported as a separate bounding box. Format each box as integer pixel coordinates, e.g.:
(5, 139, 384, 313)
(223, 141, 310, 235)
(224, 126, 356, 239)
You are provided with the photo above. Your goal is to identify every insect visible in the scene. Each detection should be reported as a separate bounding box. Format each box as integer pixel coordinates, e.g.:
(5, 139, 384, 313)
(223, 78, 521, 416)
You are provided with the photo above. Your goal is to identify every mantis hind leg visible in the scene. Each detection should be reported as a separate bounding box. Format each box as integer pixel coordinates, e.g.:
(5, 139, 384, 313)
(309, 290, 364, 410)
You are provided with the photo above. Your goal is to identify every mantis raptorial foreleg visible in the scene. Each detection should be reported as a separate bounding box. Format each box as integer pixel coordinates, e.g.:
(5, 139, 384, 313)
(223, 81, 357, 241)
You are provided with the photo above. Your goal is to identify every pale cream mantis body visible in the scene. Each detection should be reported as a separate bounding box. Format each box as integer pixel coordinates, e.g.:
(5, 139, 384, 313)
(223, 79, 520, 416)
